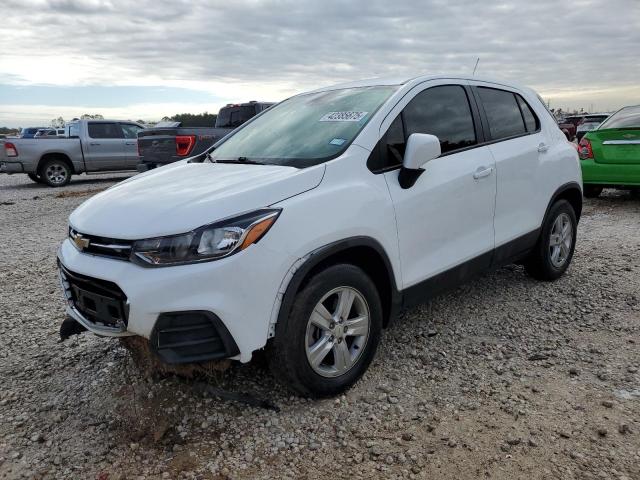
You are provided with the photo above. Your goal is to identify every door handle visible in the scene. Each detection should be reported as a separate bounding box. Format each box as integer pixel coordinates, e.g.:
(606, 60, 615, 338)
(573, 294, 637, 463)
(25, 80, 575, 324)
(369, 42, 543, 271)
(538, 143, 549, 153)
(473, 166, 493, 180)
(89, 142, 101, 146)
(125, 142, 136, 145)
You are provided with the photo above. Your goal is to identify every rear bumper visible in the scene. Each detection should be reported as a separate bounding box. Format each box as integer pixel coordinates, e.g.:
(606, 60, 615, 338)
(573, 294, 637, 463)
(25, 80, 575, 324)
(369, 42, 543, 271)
(0, 161, 25, 174)
(580, 159, 640, 185)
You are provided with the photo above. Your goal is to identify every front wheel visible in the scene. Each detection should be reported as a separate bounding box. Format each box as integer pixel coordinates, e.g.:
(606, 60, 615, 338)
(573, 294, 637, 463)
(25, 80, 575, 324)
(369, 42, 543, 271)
(269, 264, 382, 397)
(525, 200, 577, 281)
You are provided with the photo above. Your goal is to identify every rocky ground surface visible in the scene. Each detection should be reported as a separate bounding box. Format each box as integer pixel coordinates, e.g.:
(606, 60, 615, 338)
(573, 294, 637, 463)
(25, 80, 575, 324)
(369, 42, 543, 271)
(0, 173, 639, 480)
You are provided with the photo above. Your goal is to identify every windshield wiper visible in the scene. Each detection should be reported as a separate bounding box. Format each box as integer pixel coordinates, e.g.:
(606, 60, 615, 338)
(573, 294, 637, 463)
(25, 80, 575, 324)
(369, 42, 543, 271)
(216, 157, 266, 165)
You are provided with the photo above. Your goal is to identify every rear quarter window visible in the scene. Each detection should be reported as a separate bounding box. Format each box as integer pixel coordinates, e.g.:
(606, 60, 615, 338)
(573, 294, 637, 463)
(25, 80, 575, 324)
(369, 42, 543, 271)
(515, 95, 540, 133)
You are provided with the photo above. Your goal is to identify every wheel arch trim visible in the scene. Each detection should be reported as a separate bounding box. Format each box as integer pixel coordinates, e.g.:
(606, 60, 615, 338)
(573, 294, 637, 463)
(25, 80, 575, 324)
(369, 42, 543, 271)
(37, 152, 75, 174)
(270, 237, 402, 337)
(544, 181, 583, 225)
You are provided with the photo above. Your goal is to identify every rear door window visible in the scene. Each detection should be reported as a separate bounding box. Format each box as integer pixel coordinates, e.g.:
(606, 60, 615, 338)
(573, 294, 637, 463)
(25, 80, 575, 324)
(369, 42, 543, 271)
(88, 122, 124, 139)
(477, 87, 526, 140)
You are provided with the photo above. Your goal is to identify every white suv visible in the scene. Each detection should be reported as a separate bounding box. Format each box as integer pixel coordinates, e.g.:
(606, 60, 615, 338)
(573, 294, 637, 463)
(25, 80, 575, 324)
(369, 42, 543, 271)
(58, 74, 582, 397)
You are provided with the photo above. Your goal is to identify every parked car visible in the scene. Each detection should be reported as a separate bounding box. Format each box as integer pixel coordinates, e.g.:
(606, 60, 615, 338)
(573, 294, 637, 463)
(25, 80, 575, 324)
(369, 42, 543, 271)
(34, 128, 62, 138)
(558, 115, 590, 140)
(578, 105, 640, 197)
(575, 114, 609, 141)
(19, 127, 47, 138)
(0, 119, 144, 186)
(137, 101, 273, 171)
(558, 119, 577, 141)
(57, 75, 582, 397)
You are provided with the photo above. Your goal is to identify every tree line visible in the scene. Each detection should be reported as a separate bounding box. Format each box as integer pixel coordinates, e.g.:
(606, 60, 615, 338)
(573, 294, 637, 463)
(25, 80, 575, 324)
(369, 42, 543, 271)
(160, 112, 218, 127)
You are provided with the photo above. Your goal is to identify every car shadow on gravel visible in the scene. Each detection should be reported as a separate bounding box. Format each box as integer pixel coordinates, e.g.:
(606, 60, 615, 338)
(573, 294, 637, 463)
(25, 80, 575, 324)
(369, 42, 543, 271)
(0, 173, 134, 191)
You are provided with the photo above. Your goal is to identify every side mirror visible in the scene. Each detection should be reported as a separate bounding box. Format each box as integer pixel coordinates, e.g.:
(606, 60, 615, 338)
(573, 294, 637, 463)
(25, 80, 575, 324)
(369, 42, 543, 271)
(398, 133, 441, 189)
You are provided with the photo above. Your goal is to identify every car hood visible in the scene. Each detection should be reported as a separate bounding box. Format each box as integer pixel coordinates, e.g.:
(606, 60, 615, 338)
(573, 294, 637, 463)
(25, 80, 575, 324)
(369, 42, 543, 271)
(70, 162, 325, 239)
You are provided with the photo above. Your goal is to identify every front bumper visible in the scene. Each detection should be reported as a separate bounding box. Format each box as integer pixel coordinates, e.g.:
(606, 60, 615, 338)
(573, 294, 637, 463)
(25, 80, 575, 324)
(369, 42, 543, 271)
(0, 161, 25, 174)
(57, 238, 296, 362)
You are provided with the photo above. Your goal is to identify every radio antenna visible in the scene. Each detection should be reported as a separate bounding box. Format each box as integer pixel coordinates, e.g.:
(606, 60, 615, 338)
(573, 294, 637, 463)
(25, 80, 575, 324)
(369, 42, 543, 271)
(472, 57, 480, 76)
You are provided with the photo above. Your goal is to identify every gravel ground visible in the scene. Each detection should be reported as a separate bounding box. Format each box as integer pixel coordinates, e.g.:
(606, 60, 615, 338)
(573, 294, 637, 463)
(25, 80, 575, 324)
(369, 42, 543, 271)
(0, 172, 639, 480)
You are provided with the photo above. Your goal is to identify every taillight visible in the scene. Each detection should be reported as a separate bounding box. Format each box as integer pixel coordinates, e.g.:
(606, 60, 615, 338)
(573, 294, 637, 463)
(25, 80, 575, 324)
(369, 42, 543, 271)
(175, 135, 196, 156)
(136, 139, 141, 158)
(4, 142, 18, 157)
(578, 138, 593, 159)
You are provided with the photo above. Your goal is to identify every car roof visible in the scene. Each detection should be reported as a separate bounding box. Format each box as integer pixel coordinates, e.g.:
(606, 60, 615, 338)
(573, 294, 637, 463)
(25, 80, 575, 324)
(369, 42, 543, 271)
(68, 119, 140, 123)
(307, 74, 529, 93)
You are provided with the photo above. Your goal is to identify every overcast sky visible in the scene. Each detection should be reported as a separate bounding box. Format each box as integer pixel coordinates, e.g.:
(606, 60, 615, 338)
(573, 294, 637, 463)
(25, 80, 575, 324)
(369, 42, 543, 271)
(1, 0, 638, 127)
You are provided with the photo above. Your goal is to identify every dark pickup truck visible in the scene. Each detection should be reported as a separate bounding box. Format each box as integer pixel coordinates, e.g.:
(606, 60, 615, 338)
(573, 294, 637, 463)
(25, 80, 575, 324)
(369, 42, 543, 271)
(137, 101, 273, 170)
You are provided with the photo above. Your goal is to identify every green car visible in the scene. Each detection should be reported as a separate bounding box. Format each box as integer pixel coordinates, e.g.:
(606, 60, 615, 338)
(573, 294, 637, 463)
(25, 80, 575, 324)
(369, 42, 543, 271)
(578, 105, 640, 198)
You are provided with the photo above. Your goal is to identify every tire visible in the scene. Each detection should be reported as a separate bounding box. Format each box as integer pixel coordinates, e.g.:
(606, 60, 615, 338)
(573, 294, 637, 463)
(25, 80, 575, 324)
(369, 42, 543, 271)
(269, 264, 383, 397)
(525, 199, 577, 281)
(39, 158, 72, 187)
(27, 173, 44, 184)
(583, 185, 603, 198)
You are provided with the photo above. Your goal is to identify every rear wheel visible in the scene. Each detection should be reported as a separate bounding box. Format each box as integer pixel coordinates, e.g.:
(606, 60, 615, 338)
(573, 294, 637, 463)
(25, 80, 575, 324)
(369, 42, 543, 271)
(583, 185, 603, 198)
(27, 173, 44, 184)
(525, 200, 577, 281)
(269, 264, 382, 397)
(39, 158, 71, 187)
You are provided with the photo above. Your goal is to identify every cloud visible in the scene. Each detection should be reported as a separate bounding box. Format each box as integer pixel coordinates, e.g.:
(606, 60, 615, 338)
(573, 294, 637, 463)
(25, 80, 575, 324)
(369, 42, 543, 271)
(0, 0, 638, 125)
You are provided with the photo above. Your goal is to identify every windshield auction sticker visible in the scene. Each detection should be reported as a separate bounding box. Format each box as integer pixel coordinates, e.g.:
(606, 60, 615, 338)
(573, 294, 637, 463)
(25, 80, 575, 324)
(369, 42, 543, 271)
(320, 111, 368, 122)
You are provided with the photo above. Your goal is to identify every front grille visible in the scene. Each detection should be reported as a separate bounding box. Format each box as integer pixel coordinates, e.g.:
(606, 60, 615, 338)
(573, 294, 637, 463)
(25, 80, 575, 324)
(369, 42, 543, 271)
(69, 227, 133, 261)
(59, 263, 129, 329)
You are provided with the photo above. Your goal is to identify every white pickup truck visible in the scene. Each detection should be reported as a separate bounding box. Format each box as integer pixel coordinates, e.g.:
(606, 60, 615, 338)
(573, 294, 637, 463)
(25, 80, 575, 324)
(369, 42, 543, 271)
(0, 119, 144, 186)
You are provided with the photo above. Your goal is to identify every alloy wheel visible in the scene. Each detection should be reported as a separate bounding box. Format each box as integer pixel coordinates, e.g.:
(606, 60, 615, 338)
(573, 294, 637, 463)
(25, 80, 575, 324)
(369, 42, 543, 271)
(45, 163, 68, 186)
(305, 286, 370, 378)
(549, 212, 573, 268)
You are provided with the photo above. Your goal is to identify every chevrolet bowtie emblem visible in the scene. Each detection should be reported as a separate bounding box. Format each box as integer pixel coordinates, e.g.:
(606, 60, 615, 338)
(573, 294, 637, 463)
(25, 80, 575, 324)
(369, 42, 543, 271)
(72, 233, 90, 250)
(623, 133, 636, 139)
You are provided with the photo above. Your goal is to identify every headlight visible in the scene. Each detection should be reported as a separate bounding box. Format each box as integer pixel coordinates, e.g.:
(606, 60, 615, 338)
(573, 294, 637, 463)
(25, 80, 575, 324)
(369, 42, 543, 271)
(131, 209, 280, 266)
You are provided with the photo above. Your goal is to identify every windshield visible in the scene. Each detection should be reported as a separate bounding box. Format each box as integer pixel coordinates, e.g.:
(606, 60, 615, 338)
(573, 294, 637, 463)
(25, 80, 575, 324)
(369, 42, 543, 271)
(598, 106, 640, 130)
(210, 86, 397, 167)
